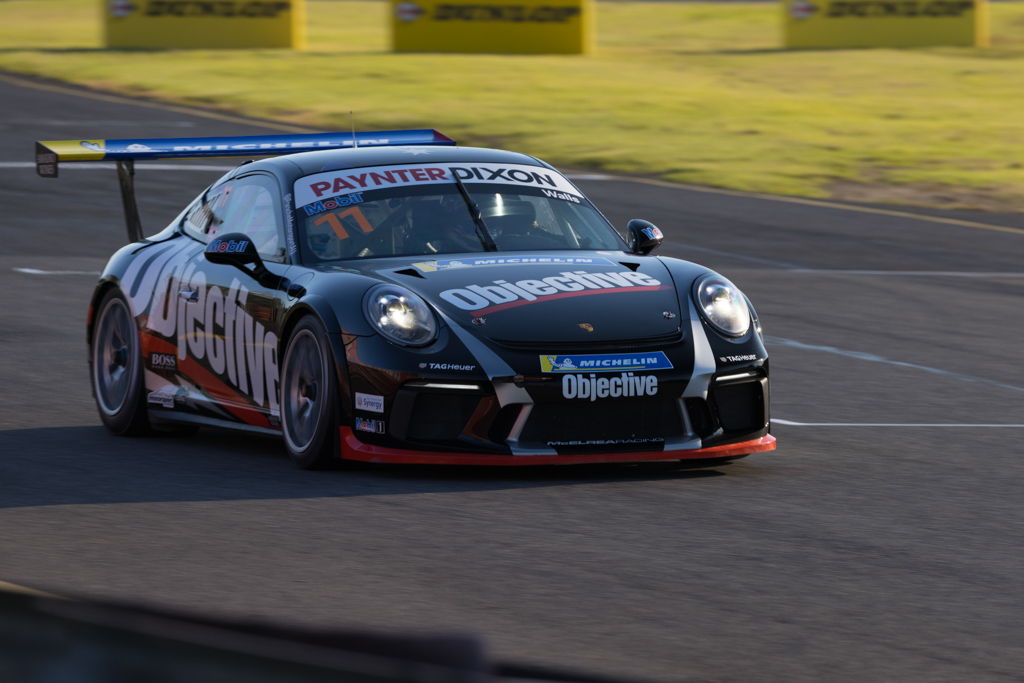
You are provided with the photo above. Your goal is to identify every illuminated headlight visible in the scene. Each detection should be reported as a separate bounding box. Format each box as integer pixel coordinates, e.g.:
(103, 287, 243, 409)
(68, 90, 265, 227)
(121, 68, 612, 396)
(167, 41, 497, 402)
(693, 274, 751, 337)
(364, 285, 437, 346)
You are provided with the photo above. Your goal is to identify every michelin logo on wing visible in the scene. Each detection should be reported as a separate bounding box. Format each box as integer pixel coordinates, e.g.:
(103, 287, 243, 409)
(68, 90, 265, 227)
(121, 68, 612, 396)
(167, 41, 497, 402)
(540, 351, 673, 373)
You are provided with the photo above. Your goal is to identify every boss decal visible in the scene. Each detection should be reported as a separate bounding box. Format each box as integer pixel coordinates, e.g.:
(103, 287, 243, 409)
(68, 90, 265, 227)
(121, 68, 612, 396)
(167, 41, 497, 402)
(149, 352, 177, 370)
(439, 270, 664, 315)
(561, 372, 658, 401)
(540, 351, 673, 373)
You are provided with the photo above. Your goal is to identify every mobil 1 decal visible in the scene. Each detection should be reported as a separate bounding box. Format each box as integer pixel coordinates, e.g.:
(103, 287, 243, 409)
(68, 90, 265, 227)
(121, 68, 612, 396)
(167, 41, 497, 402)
(120, 239, 280, 417)
(294, 162, 583, 209)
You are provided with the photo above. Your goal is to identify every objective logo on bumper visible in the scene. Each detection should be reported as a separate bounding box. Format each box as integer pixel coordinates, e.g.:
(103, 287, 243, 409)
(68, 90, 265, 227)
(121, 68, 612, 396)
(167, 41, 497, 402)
(562, 373, 658, 401)
(439, 270, 665, 316)
(540, 351, 673, 373)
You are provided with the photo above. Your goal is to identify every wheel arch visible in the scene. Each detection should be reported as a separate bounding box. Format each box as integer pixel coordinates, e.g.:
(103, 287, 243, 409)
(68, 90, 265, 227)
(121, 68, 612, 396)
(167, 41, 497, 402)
(87, 277, 124, 347)
(278, 296, 353, 427)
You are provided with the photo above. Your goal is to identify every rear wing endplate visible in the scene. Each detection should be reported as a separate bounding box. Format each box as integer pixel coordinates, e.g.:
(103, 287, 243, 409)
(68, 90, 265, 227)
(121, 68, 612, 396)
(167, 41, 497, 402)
(34, 130, 456, 242)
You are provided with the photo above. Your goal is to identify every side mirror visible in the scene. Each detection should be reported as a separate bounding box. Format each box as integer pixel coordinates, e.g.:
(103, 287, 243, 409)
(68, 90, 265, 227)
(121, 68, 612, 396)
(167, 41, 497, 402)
(205, 232, 287, 291)
(626, 219, 664, 255)
(204, 233, 260, 268)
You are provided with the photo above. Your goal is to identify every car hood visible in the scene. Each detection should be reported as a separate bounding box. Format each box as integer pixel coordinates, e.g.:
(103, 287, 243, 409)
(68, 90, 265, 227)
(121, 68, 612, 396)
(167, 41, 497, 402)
(360, 253, 683, 344)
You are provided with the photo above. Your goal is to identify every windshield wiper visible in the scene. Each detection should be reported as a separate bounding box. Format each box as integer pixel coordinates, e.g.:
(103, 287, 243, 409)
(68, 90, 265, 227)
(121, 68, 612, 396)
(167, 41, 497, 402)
(451, 174, 497, 252)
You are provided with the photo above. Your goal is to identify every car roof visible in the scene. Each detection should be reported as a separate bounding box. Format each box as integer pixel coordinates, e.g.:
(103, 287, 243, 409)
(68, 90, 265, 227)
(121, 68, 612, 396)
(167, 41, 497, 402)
(240, 145, 553, 183)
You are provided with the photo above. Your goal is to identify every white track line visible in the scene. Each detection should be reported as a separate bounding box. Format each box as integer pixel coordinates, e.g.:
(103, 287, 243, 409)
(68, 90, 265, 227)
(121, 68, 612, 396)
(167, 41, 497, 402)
(785, 269, 1024, 277)
(13, 268, 100, 276)
(774, 419, 1024, 428)
(3, 70, 1022, 237)
(767, 336, 1024, 394)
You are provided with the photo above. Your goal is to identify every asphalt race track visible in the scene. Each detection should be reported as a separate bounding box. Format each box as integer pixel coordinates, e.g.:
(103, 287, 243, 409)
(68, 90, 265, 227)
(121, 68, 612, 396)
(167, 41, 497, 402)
(1, 73, 1023, 682)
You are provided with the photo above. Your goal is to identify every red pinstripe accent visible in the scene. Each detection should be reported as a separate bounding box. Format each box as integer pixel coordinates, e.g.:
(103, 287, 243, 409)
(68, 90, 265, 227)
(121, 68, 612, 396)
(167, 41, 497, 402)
(339, 429, 775, 466)
(471, 285, 670, 317)
(140, 332, 272, 429)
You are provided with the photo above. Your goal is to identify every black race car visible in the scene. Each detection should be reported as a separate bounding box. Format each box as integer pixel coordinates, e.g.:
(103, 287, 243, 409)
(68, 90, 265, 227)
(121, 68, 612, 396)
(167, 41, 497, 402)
(36, 130, 775, 468)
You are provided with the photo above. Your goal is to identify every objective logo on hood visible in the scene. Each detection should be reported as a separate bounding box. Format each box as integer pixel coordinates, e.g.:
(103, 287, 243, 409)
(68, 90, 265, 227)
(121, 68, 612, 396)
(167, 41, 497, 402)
(439, 270, 666, 315)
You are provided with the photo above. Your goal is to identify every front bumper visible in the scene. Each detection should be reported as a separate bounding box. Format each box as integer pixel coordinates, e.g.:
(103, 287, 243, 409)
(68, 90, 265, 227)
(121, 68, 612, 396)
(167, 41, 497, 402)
(340, 429, 776, 466)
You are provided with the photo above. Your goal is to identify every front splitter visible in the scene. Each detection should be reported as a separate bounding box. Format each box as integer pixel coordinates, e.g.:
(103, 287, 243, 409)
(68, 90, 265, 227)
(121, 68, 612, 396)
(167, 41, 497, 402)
(339, 429, 776, 466)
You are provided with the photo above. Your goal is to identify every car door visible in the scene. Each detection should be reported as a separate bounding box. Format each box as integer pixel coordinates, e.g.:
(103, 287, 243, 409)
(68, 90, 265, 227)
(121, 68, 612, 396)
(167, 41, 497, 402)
(147, 172, 292, 430)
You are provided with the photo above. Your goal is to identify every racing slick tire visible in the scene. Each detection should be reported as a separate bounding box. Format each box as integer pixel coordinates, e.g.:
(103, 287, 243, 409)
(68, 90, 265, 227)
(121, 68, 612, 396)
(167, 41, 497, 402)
(90, 289, 150, 436)
(280, 316, 340, 469)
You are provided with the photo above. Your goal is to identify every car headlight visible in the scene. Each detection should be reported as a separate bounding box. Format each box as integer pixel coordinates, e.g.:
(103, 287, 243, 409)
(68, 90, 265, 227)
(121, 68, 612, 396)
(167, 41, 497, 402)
(693, 274, 751, 337)
(364, 285, 437, 346)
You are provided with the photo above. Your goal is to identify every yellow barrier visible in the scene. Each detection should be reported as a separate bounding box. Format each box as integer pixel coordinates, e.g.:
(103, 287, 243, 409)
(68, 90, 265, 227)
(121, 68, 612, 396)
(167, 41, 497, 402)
(103, 0, 306, 49)
(782, 0, 989, 48)
(391, 0, 594, 54)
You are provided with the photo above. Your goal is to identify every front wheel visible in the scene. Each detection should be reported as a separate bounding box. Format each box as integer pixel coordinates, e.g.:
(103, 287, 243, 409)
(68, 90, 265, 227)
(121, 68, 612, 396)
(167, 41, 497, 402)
(90, 289, 149, 435)
(280, 316, 340, 469)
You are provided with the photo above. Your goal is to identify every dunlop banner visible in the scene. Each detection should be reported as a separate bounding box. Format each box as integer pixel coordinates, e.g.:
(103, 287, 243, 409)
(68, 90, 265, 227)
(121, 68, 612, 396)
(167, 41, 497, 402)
(104, 0, 307, 49)
(782, 0, 989, 48)
(391, 0, 594, 54)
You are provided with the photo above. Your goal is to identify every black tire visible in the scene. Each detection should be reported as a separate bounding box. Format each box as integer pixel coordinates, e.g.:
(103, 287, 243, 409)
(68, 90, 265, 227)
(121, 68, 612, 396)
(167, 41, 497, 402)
(90, 289, 150, 435)
(280, 316, 340, 469)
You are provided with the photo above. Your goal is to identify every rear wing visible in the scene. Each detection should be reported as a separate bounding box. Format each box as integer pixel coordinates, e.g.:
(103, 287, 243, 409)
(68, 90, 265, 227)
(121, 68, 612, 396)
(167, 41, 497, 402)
(34, 129, 456, 242)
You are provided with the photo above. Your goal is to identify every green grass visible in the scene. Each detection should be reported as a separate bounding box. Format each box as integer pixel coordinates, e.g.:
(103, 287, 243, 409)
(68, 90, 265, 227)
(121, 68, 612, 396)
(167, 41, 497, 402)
(2, 0, 1023, 210)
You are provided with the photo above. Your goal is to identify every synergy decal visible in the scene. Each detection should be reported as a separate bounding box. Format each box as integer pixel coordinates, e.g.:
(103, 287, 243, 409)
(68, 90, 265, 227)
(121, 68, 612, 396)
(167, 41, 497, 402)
(540, 351, 673, 373)
(561, 372, 658, 401)
(120, 239, 280, 414)
(354, 392, 385, 413)
(439, 270, 664, 315)
(294, 162, 582, 208)
(302, 192, 364, 217)
(413, 255, 611, 273)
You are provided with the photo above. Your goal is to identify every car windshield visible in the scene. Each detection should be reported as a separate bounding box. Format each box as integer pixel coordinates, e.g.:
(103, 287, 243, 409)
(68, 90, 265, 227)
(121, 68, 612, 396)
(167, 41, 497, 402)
(293, 164, 626, 263)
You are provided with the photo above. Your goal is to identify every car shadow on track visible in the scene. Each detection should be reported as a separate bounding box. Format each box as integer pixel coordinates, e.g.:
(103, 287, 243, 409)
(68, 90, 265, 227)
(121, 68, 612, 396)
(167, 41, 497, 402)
(0, 425, 756, 509)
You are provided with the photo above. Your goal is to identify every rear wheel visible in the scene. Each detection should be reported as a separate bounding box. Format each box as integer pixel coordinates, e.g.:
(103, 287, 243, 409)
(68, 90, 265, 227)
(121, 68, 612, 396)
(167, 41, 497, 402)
(280, 316, 340, 469)
(90, 289, 149, 435)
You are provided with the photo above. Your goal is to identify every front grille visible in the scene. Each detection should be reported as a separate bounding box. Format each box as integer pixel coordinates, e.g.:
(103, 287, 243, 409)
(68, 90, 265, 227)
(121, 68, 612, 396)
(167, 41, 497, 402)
(491, 330, 683, 353)
(519, 399, 685, 451)
(709, 379, 766, 433)
(404, 392, 481, 441)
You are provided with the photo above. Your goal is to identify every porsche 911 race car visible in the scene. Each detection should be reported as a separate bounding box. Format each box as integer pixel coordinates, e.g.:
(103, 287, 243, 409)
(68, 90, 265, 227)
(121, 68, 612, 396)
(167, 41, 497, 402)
(36, 129, 775, 468)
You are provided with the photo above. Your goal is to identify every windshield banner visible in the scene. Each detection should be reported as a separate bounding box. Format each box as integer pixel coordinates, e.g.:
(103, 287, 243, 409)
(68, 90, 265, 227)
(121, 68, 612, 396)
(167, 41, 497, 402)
(294, 162, 583, 208)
